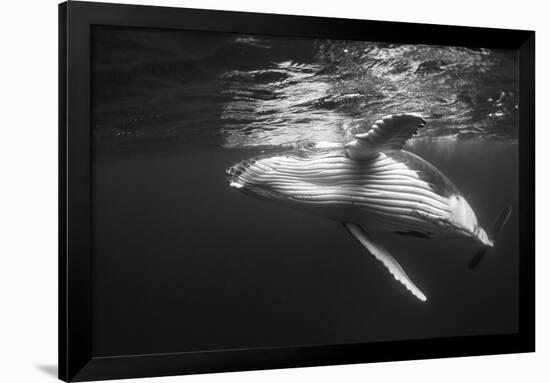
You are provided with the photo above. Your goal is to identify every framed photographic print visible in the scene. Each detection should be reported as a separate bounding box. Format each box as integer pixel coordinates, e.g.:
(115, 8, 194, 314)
(59, 1, 535, 381)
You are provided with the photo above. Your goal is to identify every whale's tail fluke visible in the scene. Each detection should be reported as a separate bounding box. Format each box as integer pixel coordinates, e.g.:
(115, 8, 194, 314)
(468, 206, 512, 270)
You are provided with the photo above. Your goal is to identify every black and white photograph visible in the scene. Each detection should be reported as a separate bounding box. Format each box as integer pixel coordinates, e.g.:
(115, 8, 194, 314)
(92, 26, 519, 355)
(1, 1, 546, 383)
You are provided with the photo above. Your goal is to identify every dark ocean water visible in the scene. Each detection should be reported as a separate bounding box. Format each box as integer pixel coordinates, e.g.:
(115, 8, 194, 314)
(92, 27, 519, 357)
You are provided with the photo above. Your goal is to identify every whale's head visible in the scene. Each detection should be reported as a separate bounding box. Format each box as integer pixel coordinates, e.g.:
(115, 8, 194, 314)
(226, 158, 258, 190)
(226, 158, 280, 200)
(226, 161, 247, 190)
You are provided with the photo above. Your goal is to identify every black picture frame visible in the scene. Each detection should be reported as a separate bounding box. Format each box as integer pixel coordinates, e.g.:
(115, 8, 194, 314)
(59, 1, 535, 381)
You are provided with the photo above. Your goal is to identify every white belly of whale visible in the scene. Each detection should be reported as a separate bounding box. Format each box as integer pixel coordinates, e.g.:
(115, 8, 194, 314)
(228, 150, 472, 239)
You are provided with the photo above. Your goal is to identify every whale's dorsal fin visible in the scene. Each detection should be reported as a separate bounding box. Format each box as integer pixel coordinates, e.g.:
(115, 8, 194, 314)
(345, 113, 426, 160)
(343, 222, 428, 302)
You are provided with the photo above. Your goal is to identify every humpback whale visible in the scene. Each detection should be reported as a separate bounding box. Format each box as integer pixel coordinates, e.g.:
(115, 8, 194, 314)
(226, 113, 510, 302)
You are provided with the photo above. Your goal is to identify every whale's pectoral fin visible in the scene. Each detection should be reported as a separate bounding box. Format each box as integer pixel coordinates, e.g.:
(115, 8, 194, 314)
(345, 113, 426, 160)
(343, 222, 427, 302)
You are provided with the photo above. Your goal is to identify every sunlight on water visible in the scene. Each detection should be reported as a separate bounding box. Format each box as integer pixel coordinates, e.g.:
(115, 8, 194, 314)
(221, 61, 349, 148)
(93, 29, 518, 153)
(219, 40, 518, 149)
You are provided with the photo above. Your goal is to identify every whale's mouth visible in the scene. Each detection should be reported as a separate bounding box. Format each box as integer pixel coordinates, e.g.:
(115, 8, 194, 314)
(226, 160, 250, 188)
(227, 159, 263, 191)
(226, 159, 291, 203)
